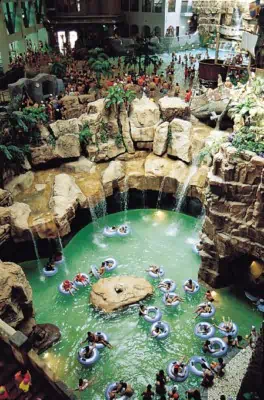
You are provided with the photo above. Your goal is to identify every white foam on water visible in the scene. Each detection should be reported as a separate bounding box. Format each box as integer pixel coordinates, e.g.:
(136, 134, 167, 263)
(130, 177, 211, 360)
(165, 223, 179, 237)
(92, 234, 107, 249)
(186, 237, 198, 245)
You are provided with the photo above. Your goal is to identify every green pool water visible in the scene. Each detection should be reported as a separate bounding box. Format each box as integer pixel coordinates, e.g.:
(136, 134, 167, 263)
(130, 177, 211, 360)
(23, 209, 262, 399)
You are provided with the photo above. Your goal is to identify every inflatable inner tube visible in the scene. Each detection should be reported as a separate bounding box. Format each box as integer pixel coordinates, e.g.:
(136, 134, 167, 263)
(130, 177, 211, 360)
(105, 382, 118, 400)
(78, 347, 99, 366)
(103, 227, 117, 237)
(194, 322, 215, 339)
(43, 266, 58, 277)
(74, 273, 90, 287)
(257, 299, 264, 312)
(151, 321, 170, 340)
(197, 303, 216, 319)
(117, 225, 130, 237)
(162, 292, 180, 307)
(91, 265, 101, 279)
(89, 331, 109, 349)
(183, 279, 200, 294)
(192, 244, 200, 255)
(218, 322, 238, 337)
(208, 337, 228, 357)
(54, 256, 65, 265)
(148, 267, 165, 279)
(159, 279, 176, 293)
(245, 291, 259, 302)
(58, 282, 76, 295)
(143, 306, 162, 323)
(189, 356, 210, 377)
(167, 361, 189, 382)
(104, 258, 118, 272)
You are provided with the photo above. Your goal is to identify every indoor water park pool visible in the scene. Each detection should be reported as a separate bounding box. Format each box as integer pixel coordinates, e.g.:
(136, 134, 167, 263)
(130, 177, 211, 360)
(23, 209, 263, 399)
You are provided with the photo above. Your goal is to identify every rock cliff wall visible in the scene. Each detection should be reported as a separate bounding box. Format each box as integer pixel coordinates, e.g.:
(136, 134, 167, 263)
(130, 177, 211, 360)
(199, 144, 264, 288)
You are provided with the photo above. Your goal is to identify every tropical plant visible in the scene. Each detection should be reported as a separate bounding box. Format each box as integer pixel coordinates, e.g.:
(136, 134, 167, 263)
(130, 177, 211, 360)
(105, 86, 136, 112)
(252, 77, 264, 96)
(115, 131, 124, 148)
(230, 127, 264, 157)
(87, 48, 111, 86)
(198, 137, 227, 165)
(0, 144, 29, 188)
(230, 96, 257, 120)
(124, 53, 138, 71)
(99, 121, 108, 143)
(79, 123, 93, 152)
(51, 62, 67, 79)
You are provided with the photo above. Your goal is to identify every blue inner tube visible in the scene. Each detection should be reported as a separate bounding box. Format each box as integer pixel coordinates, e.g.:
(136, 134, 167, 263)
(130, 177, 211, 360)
(89, 332, 109, 349)
(91, 265, 101, 279)
(104, 258, 118, 272)
(257, 300, 264, 312)
(167, 361, 189, 382)
(42, 266, 58, 277)
(77, 347, 99, 366)
(74, 273, 90, 287)
(192, 244, 199, 255)
(189, 356, 210, 377)
(151, 321, 170, 340)
(208, 337, 228, 357)
(103, 227, 117, 237)
(143, 306, 162, 323)
(162, 292, 180, 307)
(159, 279, 177, 293)
(148, 267, 165, 279)
(117, 225, 130, 237)
(58, 282, 76, 295)
(54, 256, 65, 265)
(105, 382, 118, 400)
(245, 291, 259, 302)
(194, 322, 215, 339)
(183, 279, 200, 294)
(218, 322, 238, 337)
(197, 303, 216, 319)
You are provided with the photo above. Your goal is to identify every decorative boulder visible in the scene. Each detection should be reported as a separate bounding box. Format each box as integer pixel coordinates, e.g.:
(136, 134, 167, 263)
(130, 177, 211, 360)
(167, 119, 192, 163)
(129, 95, 160, 128)
(50, 118, 81, 138)
(90, 276, 153, 312)
(0, 261, 33, 327)
(159, 96, 190, 121)
(153, 122, 169, 156)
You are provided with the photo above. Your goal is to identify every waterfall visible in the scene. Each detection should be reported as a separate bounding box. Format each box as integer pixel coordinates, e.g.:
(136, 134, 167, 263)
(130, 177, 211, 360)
(88, 198, 107, 225)
(120, 176, 129, 220)
(175, 158, 198, 212)
(233, 7, 242, 32)
(142, 189, 146, 209)
(29, 229, 44, 281)
(187, 0, 193, 12)
(156, 176, 167, 209)
(57, 234, 69, 275)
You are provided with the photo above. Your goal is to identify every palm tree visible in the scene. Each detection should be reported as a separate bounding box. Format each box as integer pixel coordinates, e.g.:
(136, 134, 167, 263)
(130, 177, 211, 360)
(104, 86, 136, 146)
(133, 38, 160, 74)
(88, 48, 111, 86)
(51, 62, 66, 79)
(124, 53, 139, 72)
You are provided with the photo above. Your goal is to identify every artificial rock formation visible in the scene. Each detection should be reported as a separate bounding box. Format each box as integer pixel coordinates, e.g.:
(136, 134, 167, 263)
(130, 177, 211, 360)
(0, 261, 33, 327)
(199, 144, 264, 288)
(167, 119, 192, 163)
(158, 96, 190, 121)
(90, 275, 153, 312)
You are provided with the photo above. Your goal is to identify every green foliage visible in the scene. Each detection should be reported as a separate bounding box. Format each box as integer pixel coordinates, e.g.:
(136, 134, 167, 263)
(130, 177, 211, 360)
(48, 134, 56, 148)
(232, 127, 264, 156)
(99, 121, 108, 143)
(199, 30, 216, 48)
(252, 77, 264, 96)
(115, 131, 124, 148)
(198, 137, 226, 165)
(230, 96, 257, 120)
(105, 86, 136, 111)
(51, 62, 67, 79)
(79, 123, 93, 146)
(167, 126, 172, 146)
(88, 48, 110, 86)
(0, 144, 29, 187)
